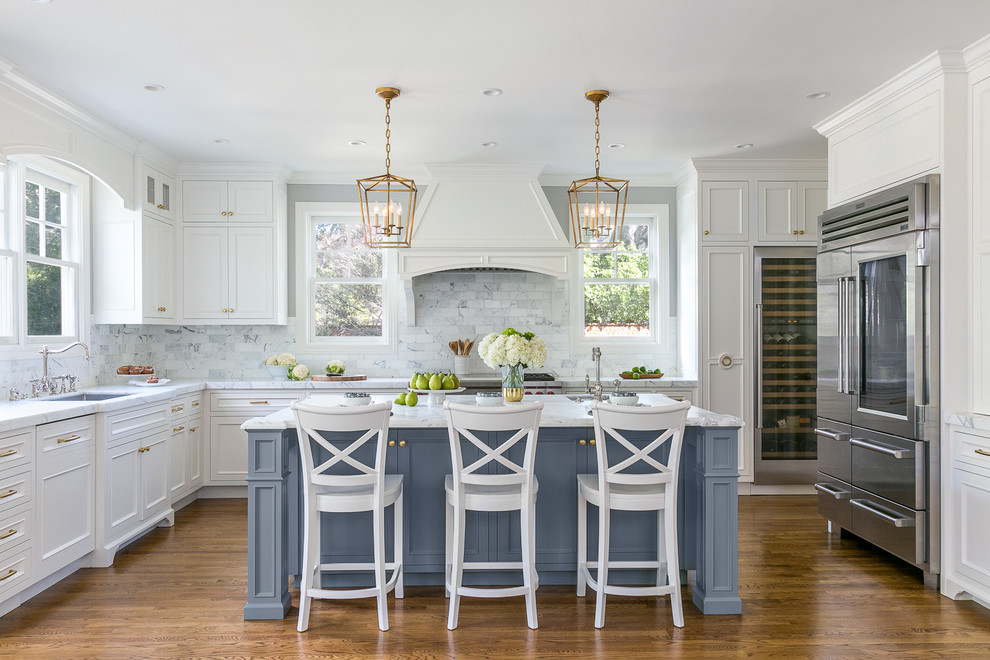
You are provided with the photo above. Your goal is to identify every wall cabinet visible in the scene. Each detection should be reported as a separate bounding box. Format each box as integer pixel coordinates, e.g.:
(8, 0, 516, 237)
(181, 225, 275, 321)
(702, 181, 749, 242)
(143, 165, 176, 221)
(207, 391, 304, 485)
(757, 181, 827, 243)
(34, 416, 95, 581)
(142, 215, 176, 319)
(181, 180, 273, 223)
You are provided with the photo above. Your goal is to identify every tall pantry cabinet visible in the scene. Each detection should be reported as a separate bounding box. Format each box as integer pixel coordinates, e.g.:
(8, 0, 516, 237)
(678, 160, 826, 484)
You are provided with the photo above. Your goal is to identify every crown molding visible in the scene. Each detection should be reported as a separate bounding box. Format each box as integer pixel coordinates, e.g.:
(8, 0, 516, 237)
(177, 162, 293, 181)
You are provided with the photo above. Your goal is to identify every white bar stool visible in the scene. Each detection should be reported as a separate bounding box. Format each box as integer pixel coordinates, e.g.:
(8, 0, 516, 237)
(291, 399, 403, 632)
(577, 399, 691, 628)
(443, 400, 543, 630)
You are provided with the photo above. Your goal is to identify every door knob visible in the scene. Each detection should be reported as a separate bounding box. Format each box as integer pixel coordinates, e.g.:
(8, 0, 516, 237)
(719, 354, 734, 368)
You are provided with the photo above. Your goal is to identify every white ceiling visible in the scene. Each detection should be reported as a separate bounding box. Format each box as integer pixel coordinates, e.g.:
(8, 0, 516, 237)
(1, 0, 989, 181)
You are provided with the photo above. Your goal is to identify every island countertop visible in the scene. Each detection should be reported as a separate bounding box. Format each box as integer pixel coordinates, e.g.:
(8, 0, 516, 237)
(240, 393, 742, 431)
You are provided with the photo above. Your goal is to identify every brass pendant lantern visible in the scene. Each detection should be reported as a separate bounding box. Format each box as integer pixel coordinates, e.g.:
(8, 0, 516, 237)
(568, 90, 628, 248)
(357, 87, 418, 248)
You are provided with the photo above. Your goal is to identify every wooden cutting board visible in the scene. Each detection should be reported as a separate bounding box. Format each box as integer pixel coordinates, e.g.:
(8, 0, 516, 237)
(311, 374, 367, 382)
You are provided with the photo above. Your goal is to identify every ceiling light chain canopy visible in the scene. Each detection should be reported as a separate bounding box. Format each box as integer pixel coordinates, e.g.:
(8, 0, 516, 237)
(568, 90, 628, 249)
(358, 87, 418, 248)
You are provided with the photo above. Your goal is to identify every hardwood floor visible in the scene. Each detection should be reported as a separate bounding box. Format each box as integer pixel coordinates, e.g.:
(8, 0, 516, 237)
(0, 496, 988, 659)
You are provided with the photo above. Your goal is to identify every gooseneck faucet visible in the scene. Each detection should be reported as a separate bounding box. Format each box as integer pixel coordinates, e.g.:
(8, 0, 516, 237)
(34, 341, 91, 397)
(584, 346, 604, 402)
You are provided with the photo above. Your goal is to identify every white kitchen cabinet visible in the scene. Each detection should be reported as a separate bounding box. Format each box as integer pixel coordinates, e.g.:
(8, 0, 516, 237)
(143, 165, 176, 221)
(34, 416, 95, 580)
(701, 245, 753, 481)
(181, 180, 273, 223)
(181, 225, 276, 322)
(142, 214, 176, 319)
(206, 391, 304, 485)
(92, 403, 173, 567)
(943, 424, 990, 607)
(702, 181, 749, 242)
(0, 427, 34, 605)
(757, 181, 827, 243)
(168, 394, 203, 503)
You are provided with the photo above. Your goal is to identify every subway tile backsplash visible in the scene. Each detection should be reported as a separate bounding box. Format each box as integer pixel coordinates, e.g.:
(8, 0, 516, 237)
(1, 272, 670, 395)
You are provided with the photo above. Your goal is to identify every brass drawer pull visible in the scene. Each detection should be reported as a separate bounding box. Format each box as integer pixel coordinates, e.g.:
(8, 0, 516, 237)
(192, 401, 200, 407)
(0, 489, 17, 500)
(0, 568, 16, 582)
(249, 400, 269, 405)
(173, 426, 185, 432)
(976, 448, 990, 457)
(172, 406, 183, 413)
(190, 427, 198, 433)
(138, 447, 150, 453)
(56, 434, 81, 444)
(0, 529, 16, 540)
(0, 449, 17, 458)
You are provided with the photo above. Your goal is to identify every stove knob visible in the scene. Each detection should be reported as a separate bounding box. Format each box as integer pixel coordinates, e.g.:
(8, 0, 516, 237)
(547, 391, 556, 395)
(525, 390, 533, 395)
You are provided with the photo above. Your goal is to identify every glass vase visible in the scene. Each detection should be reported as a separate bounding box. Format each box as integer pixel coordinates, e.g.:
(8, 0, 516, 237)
(501, 363, 525, 402)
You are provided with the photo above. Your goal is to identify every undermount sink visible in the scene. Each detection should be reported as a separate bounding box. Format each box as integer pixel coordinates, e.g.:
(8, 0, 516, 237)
(566, 393, 595, 403)
(50, 392, 131, 402)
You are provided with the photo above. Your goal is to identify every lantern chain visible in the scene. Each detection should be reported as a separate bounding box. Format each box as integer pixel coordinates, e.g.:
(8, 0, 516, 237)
(594, 100, 601, 178)
(384, 97, 392, 175)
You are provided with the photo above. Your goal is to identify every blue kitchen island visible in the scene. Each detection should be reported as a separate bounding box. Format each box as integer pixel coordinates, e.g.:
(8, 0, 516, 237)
(240, 394, 743, 619)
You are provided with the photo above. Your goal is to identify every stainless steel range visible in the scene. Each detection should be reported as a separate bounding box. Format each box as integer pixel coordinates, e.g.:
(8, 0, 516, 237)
(815, 174, 940, 588)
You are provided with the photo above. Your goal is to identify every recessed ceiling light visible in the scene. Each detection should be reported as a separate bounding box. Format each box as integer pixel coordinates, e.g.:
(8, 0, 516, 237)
(212, 138, 229, 144)
(481, 141, 498, 148)
(480, 88, 503, 97)
(806, 91, 830, 100)
(348, 140, 366, 147)
(735, 143, 754, 149)
(143, 84, 166, 93)
(608, 143, 625, 149)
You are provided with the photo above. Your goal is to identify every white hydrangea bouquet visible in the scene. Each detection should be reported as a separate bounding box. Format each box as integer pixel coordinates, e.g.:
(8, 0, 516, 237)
(478, 328, 546, 401)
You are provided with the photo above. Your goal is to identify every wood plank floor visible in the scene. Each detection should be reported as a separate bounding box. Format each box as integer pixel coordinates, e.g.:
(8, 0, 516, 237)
(0, 496, 988, 659)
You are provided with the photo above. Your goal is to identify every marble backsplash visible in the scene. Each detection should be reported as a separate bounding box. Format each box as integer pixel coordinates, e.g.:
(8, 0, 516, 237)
(1, 272, 673, 397)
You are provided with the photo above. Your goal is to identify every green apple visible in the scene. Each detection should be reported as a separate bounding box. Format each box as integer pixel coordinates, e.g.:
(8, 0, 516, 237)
(394, 392, 407, 405)
(406, 391, 418, 406)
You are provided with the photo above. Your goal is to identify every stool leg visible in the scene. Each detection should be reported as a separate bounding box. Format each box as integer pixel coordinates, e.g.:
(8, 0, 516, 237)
(394, 490, 404, 599)
(657, 508, 665, 589)
(447, 494, 466, 630)
(373, 504, 389, 631)
(520, 494, 538, 629)
(297, 507, 315, 632)
(576, 487, 587, 597)
(444, 496, 452, 598)
(665, 503, 684, 627)
(594, 503, 610, 629)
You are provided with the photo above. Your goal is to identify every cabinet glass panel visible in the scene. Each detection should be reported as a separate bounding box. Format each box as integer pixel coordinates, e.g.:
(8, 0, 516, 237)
(759, 257, 817, 461)
(858, 255, 907, 417)
(146, 175, 155, 206)
(161, 182, 170, 212)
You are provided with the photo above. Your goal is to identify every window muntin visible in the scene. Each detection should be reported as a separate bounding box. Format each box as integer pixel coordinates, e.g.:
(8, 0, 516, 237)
(582, 222, 654, 339)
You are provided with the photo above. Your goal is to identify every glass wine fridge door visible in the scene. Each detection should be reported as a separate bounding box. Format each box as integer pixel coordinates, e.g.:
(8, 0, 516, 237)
(754, 248, 818, 485)
(850, 234, 924, 439)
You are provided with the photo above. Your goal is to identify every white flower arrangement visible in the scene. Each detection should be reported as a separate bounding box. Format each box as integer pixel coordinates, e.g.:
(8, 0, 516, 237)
(478, 328, 547, 370)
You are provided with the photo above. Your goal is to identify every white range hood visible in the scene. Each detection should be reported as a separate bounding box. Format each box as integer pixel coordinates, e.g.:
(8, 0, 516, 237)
(398, 163, 572, 279)
(397, 164, 573, 324)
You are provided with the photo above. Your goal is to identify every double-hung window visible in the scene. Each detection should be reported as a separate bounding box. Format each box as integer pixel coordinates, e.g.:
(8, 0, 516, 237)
(572, 204, 673, 357)
(0, 156, 88, 352)
(295, 202, 396, 352)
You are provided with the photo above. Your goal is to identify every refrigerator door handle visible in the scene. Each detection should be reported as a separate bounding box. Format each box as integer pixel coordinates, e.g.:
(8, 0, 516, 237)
(755, 303, 763, 429)
(915, 265, 928, 408)
(845, 276, 859, 395)
(837, 277, 846, 394)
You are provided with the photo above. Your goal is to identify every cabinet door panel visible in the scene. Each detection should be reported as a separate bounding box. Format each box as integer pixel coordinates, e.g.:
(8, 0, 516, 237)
(703, 246, 750, 360)
(143, 216, 175, 319)
(188, 421, 203, 488)
(957, 468, 990, 586)
(182, 226, 228, 319)
(182, 180, 227, 222)
(141, 432, 170, 517)
(210, 417, 250, 483)
(227, 181, 273, 223)
(799, 182, 828, 240)
(228, 226, 274, 320)
(757, 181, 798, 241)
(702, 181, 749, 241)
(107, 441, 141, 536)
(37, 449, 95, 577)
(169, 427, 187, 499)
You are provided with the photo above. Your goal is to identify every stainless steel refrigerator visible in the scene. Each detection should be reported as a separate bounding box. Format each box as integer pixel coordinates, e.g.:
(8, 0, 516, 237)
(754, 246, 818, 485)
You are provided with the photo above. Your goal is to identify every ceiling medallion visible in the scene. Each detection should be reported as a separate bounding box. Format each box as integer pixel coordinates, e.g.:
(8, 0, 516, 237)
(357, 87, 418, 248)
(567, 90, 628, 249)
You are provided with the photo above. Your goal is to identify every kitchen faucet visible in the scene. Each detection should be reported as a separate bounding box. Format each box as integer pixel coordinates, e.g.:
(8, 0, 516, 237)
(29, 341, 91, 398)
(584, 346, 604, 401)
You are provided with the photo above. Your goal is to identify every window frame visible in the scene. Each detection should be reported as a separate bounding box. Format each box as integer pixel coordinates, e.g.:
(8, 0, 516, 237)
(0, 155, 90, 357)
(569, 203, 674, 360)
(294, 201, 398, 354)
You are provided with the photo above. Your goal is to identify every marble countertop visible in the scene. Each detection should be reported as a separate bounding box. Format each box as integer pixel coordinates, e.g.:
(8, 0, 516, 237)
(945, 412, 990, 433)
(240, 393, 742, 431)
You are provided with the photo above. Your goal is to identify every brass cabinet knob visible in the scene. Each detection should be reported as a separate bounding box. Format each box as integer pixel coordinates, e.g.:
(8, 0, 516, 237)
(792, 230, 798, 235)
(799, 230, 805, 235)
(227, 211, 233, 216)
(399, 440, 406, 447)
(589, 439, 596, 445)
(157, 204, 165, 209)
(388, 440, 395, 447)
(703, 230, 710, 235)
(228, 308, 234, 313)
(221, 211, 228, 216)
(190, 427, 198, 432)
(222, 308, 229, 313)
(579, 439, 586, 445)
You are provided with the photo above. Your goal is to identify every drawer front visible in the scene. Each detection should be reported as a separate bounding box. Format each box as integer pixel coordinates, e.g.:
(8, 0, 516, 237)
(0, 543, 31, 602)
(815, 422, 851, 482)
(210, 391, 301, 413)
(815, 473, 852, 530)
(955, 430, 990, 473)
(0, 429, 34, 472)
(0, 471, 32, 515)
(849, 429, 925, 509)
(106, 404, 169, 444)
(0, 504, 32, 554)
(169, 396, 190, 418)
(188, 394, 204, 416)
(850, 486, 925, 566)
(38, 415, 96, 458)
